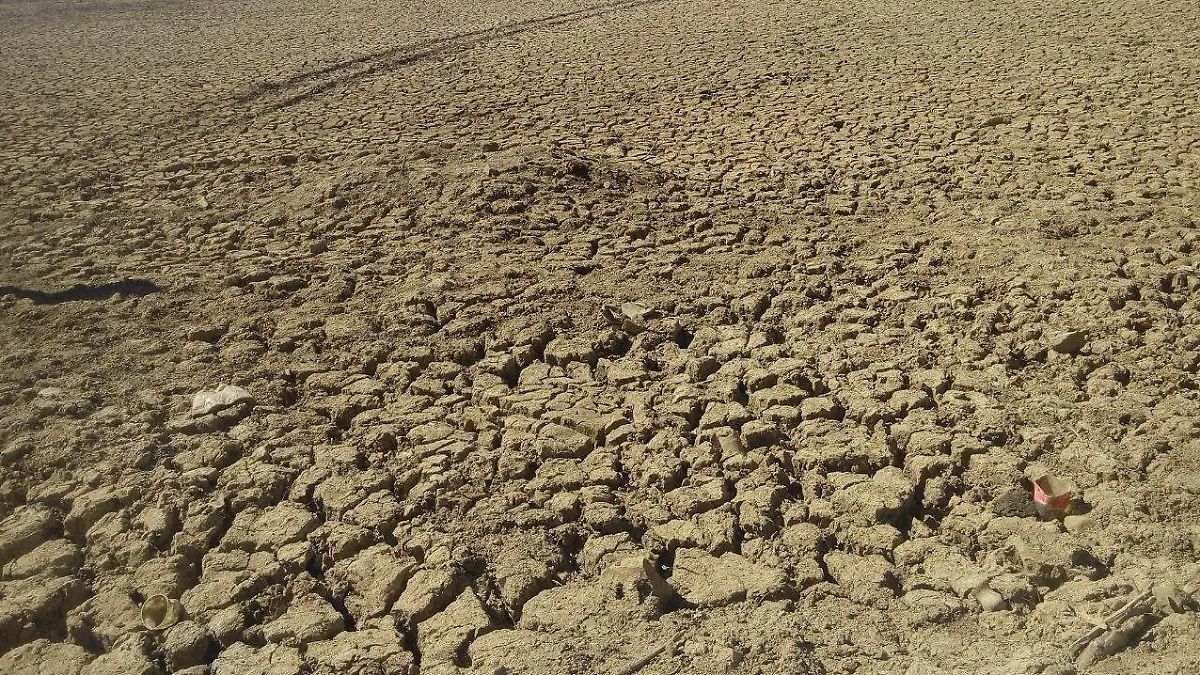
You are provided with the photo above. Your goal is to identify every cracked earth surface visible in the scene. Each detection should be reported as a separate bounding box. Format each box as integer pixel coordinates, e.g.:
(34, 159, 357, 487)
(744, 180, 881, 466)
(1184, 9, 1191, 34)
(3, 0, 1200, 673)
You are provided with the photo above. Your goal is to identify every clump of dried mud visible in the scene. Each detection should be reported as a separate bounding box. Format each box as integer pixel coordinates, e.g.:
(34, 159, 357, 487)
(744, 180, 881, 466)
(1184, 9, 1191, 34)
(2, 0, 1200, 674)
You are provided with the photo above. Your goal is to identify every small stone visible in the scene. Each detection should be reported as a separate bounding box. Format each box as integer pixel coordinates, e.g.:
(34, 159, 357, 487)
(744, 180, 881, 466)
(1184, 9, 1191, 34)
(971, 585, 1008, 612)
(416, 589, 496, 666)
(1062, 514, 1096, 534)
(262, 593, 344, 646)
(0, 639, 93, 674)
(305, 628, 415, 675)
(211, 642, 304, 675)
(824, 551, 898, 597)
(162, 621, 212, 670)
(801, 396, 843, 421)
(1048, 330, 1088, 355)
(668, 548, 786, 607)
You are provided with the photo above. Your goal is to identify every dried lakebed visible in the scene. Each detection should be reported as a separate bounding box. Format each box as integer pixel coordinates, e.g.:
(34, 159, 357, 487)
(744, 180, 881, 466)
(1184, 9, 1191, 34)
(2, 0, 1200, 673)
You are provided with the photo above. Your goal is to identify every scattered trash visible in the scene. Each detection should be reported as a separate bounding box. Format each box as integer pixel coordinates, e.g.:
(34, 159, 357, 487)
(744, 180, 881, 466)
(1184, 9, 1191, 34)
(141, 594, 185, 630)
(1068, 589, 1156, 668)
(1151, 582, 1191, 614)
(602, 302, 661, 333)
(190, 384, 255, 417)
(559, 157, 591, 178)
(1032, 473, 1072, 520)
(712, 428, 744, 458)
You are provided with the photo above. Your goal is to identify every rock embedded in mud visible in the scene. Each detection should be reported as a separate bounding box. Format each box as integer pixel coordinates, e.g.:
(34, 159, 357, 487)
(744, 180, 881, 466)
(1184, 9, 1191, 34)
(970, 585, 1008, 612)
(416, 588, 496, 666)
(327, 544, 414, 623)
(304, 628, 415, 675)
(1, 538, 81, 580)
(262, 593, 344, 646)
(1048, 329, 1088, 355)
(824, 550, 899, 598)
(0, 506, 60, 567)
(668, 547, 787, 607)
(211, 641, 304, 675)
(830, 467, 916, 527)
(161, 620, 212, 670)
(171, 384, 257, 433)
(0, 638, 94, 674)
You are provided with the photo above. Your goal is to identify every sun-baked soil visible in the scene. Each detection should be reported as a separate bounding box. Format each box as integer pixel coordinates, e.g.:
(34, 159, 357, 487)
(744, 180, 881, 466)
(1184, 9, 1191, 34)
(3, 0, 1200, 673)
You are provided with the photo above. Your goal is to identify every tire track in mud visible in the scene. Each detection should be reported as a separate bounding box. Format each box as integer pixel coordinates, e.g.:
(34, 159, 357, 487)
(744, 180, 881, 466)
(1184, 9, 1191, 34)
(164, 0, 668, 133)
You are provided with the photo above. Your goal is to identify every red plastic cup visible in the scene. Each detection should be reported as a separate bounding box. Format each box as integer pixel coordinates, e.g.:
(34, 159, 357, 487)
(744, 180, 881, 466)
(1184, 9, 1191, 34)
(1033, 474, 1072, 520)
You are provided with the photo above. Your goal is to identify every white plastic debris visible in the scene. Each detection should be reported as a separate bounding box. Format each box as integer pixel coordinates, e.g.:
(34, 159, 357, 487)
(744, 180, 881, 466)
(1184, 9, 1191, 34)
(190, 384, 254, 416)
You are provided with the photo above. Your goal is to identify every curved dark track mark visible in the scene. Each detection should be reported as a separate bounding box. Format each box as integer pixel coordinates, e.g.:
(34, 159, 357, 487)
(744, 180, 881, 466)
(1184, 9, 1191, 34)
(164, 0, 667, 131)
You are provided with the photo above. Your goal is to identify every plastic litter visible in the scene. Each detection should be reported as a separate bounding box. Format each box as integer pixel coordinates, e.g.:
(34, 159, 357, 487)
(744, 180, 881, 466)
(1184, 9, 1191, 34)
(602, 302, 660, 333)
(141, 594, 184, 630)
(1032, 473, 1072, 520)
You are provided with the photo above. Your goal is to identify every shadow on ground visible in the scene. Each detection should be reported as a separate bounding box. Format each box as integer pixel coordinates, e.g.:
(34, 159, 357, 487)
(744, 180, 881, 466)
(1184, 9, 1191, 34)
(0, 279, 162, 304)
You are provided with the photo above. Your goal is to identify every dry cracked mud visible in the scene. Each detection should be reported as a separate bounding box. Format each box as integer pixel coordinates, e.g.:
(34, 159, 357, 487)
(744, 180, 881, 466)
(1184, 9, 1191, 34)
(3, 0, 1200, 673)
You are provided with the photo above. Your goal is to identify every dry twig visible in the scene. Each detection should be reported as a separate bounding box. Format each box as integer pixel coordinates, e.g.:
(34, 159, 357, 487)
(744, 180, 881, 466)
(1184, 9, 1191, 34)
(612, 631, 687, 675)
